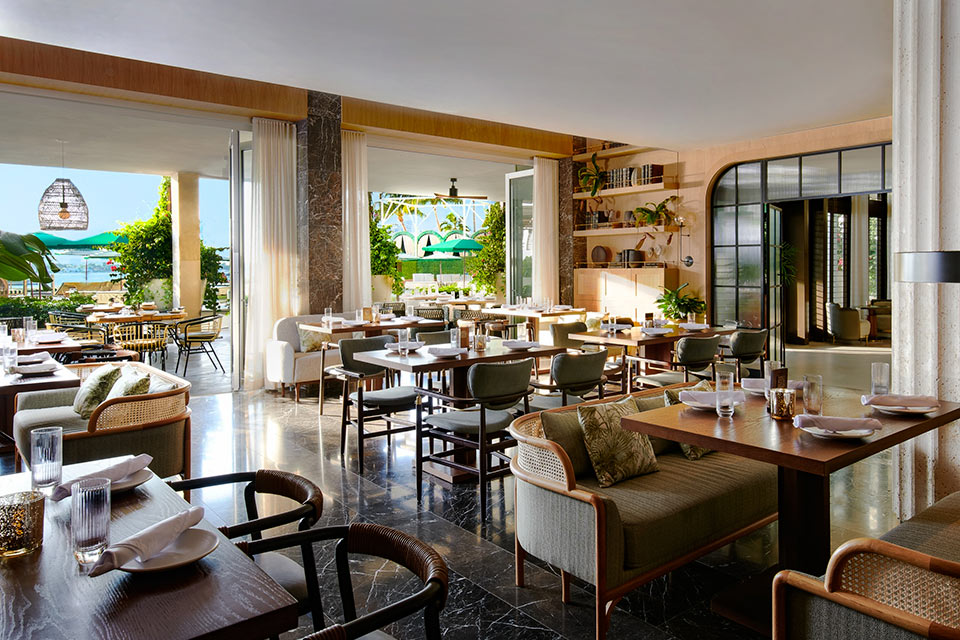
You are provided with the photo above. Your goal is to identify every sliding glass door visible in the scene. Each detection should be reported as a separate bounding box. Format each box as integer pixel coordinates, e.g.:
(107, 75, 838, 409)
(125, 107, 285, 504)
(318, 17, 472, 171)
(228, 130, 252, 390)
(505, 169, 534, 303)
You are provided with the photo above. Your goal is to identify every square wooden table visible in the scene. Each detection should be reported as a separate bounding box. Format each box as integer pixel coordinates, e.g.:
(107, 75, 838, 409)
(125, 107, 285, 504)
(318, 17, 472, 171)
(621, 388, 960, 632)
(0, 458, 299, 640)
(17, 337, 83, 356)
(0, 364, 80, 447)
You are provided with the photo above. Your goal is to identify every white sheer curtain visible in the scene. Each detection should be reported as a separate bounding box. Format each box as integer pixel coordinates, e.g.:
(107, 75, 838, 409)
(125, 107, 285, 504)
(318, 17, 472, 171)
(342, 130, 371, 311)
(243, 117, 300, 389)
(849, 195, 870, 308)
(532, 157, 559, 303)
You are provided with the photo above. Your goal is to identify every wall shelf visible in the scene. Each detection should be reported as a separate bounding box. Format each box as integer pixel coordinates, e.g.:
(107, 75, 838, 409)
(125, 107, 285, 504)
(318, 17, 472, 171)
(573, 180, 679, 200)
(574, 225, 681, 237)
(572, 145, 657, 162)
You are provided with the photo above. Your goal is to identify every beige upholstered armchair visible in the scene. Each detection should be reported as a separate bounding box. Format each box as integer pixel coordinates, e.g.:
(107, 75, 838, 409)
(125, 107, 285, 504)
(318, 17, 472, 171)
(265, 313, 343, 403)
(14, 362, 191, 479)
(826, 302, 870, 342)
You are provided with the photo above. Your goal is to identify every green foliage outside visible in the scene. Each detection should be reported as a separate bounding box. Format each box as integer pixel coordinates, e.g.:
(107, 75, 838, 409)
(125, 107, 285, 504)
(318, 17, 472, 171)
(369, 203, 405, 297)
(467, 201, 505, 295)
(110, 177, 225, 309)
(0, 293, 95, 327)
(399, 258, 464, 279)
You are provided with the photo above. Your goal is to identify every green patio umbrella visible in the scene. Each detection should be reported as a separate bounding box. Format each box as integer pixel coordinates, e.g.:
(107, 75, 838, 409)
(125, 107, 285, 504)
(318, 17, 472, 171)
(422, 237, 483, 255)
(30, 231, 125, 249)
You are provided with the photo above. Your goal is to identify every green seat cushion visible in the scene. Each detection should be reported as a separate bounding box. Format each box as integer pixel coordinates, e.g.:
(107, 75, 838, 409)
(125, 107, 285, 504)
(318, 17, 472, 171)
(579, 451, 777, 571)
(527, 394, 583, 412)
(256, 551, 308, 602)
(297, 325, 325, 353)
(664, 381, 714, 460)
(14, 407, 88, 464)
(880, 490, 960, 562)
(424, 408, 514, 435)
(540, 409, 592, 477)
(578, 396, 658, 488)
(72, 364, 122, 419)
(635, 370, 690, 388)
(105, 366, 150, 401)
(349, 386, 417, 408)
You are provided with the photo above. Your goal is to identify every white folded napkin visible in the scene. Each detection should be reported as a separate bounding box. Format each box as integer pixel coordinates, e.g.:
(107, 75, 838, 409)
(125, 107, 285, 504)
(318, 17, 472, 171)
(17, 352, 51, 364)
(52, 454, 153, 502)
(679, 390, 746, 405)
(378, 313, 396, 320)
(793, 414, 882, 432)
(10, 362, 58, 374)
(398, 315, 420, 322)
(679, 323, 709, 331)
(88, 506, 204, 576)
(861, 394, 940, 409)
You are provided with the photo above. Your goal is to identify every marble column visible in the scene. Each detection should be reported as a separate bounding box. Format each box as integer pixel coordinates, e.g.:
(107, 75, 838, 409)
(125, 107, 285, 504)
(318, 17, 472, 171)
(297, 91, 343, 313)
(893, 0, 960, 518)
(560, 136, 586, 306)
(171, 172, 202, 317)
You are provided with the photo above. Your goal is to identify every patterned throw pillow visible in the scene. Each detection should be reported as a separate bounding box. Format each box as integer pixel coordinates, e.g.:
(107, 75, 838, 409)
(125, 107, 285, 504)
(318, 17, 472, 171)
(105, 366, 151, 401)
(663, 380, 714, 460)
(297, 325, 325, 353)
(578, 396, 658, 488)
(633, 393, 677, 455)
(73, 365, 122, 419)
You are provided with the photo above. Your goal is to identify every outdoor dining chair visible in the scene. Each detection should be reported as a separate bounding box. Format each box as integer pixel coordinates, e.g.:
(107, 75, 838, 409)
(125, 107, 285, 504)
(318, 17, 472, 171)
(173, 314, 225, 375)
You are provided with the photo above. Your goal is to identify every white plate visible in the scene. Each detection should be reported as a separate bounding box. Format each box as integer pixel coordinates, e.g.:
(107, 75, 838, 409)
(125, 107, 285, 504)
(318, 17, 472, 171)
(552, 305, 573, 311)
(111, 468, 153, 493)
(679, 323, 710, 331)
(798, 426, 878, 439)
(681, 398, 744, 411)
(502, 340, 539, 351)
(386, 341, 424, 353)
(641, 328, 671, 336)
(119, 528, 219, 573)
(872, 405, 939, 416)
(342, 320, 367, 327)
(417, 318, 438, 323)
(743, 386, 767, 396)
(428, 347, 467, 359)
(600, 323, 632, 332)
(33, 334, 66, 344)
(398, 316, 420, 322)
(379, 313, 396, 320)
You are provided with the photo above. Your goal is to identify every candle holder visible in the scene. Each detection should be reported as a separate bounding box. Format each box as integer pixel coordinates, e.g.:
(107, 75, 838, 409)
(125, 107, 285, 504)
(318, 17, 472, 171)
(0, 491, 45, 557)
(769, 388, 796, 421)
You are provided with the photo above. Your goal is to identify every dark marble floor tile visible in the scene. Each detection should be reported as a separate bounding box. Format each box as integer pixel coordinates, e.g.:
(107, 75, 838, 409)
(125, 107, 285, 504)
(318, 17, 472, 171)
(661, 603, 766, 640)
(616, 562, 743, 627)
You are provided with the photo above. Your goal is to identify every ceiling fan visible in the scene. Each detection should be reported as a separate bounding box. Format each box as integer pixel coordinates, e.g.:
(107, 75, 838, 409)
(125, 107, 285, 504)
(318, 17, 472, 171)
(434, 178, 487, 200)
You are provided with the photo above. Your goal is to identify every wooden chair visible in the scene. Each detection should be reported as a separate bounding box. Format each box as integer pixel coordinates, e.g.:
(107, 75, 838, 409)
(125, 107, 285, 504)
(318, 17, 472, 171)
(551, 321, 623, 384)
(415, 358, 534, 519)
(173, 315, 225, 375)
(168, 469, 327, 632)
(630, 335, 721, 389)
(113, 321, 171, 370)
(529, 350, 607, 411)
(247, 523, 448, 640)
(718, 328, 768, 381)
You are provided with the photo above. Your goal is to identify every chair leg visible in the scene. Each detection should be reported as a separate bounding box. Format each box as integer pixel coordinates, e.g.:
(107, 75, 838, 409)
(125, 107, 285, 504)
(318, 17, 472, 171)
(183, 349, 191, 376)
(295, 383, 301, 403)
(339, 380, 349, 456)
(356, 389, 365, 473)
(415, 399, 424, 503)
(424, 605, 442, 640)
(209, 342, 226, 372)
(280, 384, 286, 398)
(561, 570, 572, 604)
(478, 418, 488, 520)
(319, 375, 326, 415)
(515, 535, 526, 587)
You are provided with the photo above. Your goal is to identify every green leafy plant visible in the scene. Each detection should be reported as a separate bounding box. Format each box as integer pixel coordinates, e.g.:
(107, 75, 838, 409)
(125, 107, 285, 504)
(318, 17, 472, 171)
(0, 293, 95, 327)
(634, 195, 678, 228)
(200, 245, 227, 310)
(577, 153, 607, 197)
(655, 282, 706, 321)
(468, 202, 505, 295)
(369, 207, 404, 299)
(780, 242, 798, 285)
(0, 231, 59, 289)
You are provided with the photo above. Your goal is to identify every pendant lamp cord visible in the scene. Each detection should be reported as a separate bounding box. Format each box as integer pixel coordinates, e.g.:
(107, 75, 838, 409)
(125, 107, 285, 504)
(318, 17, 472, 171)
(59, 140, 65, 203)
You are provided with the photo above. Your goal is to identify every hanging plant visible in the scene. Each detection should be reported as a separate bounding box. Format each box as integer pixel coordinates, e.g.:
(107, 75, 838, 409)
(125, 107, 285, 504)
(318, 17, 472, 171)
(578, 153, 607, 197)
(634, 195, 678, 227)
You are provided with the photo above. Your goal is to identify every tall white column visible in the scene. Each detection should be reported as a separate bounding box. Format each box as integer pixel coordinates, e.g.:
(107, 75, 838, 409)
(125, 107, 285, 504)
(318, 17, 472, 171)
(532, 157, 559, 303)
(893, 0, 960, 518)
(171, 172, 202, 318)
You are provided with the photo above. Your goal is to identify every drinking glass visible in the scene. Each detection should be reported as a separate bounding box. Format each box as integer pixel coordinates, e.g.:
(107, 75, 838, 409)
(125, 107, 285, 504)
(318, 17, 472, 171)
(871, 362, 890, 395)
(30, 426, 62, 496)
(71, 478, 111, 565)
(2, 342, 15, 373)
(803, 374, 823, 416)
(716, 371, 736, 418)
(450, 328, 459, 346)
(764, 360, 782, 400)
(0, 323, 7, 339)
(355, 309, 363, 322)
(0, 491, 45, 557)
(405, 303, 414, 318)
(687, 312, 697, 323)
(398, 329, 410, 356)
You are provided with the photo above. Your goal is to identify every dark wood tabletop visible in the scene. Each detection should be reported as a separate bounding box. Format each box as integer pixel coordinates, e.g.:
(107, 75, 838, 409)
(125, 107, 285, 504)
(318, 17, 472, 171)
(0, 458, 299, 640)
(569, 326, 735, 348)
(621, 387, 960, 476)
(352, 339, 565, 374)
(301, 318, 445, 336)
(17, 338, 83, 356)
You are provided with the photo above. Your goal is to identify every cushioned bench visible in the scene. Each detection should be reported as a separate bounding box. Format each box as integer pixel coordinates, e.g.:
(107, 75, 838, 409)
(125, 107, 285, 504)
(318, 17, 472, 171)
(509, 384, 778, 640)
(773, 491, 960, 639)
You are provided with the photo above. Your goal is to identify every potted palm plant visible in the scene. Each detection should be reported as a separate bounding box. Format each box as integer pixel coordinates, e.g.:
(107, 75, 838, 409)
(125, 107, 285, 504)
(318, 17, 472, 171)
(655, 282, 706, 322)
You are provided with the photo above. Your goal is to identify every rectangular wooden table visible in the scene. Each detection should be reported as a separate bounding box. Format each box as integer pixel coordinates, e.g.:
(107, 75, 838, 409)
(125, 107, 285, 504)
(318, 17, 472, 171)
(0, 458, 299, 640)
(0, 364, 80, 448)
(85, 311, 188, 325)
(621, 388, 960, 632)
(490, 307, 587, 336)
(301, 318, 446, 337)
(17, 338, 83, 356)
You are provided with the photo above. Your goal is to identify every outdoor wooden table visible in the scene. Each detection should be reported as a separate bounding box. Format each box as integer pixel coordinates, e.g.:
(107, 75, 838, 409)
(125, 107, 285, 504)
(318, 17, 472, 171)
(300, 318, 446, 337)
(17, 337, 83, 356)
(621, 388, 960, 633)
(0, 457, 299, 640)
(570, 326, 736, 391)
(0, 364, 80, 449)
(490, 306, 587, 336)
(354, 339, 565, 483)
(85, 311, 188, 325)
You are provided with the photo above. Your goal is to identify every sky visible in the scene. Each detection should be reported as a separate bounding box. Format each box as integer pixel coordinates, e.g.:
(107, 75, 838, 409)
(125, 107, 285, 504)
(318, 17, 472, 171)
(0, 163, 230, 247)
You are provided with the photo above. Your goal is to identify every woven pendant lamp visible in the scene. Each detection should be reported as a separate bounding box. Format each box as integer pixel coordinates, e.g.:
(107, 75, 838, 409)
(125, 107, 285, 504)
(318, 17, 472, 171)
(38, 141, 88, 230)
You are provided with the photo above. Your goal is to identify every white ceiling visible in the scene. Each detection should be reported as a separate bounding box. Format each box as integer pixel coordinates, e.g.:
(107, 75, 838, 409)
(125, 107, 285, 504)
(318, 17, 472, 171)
(0, 89, 236, 177)
(368, 147, 518, 200)
(0, 0, 892, 150)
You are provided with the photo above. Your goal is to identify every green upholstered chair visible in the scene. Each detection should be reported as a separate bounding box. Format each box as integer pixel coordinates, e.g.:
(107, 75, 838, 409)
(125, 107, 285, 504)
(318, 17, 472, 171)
(550, 321, 623, 384)
(632, 334, 721, 388)
(330, 335, 417, 473)
(529, 350, 608, 411)
(415, 358, 534, 519)
(773, 491, 960, 640)
(14, 362, 191, 479)
(720, 328, 768, 381)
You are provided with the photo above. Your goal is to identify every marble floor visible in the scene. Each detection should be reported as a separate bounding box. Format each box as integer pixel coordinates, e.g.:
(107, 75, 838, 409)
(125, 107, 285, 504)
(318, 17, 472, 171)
(0, 335, 899, 639)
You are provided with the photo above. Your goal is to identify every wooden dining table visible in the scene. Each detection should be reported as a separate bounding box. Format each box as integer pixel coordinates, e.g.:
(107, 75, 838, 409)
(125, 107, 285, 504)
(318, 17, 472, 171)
(490, 306, 587, 336)
(85, 311, 188, 325)
(621, 388, 960, 632)
(16, 337, 83, 356)
(300, 317, 446, 337)
(0, 458, 299, 640)
(0, 364, 80, 449)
